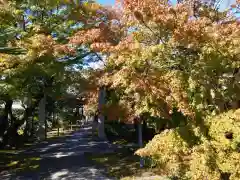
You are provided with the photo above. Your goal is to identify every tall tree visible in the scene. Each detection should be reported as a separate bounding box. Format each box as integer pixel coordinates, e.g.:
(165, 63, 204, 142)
(74, 0, 240, 120)
(0, 0, 107, 144)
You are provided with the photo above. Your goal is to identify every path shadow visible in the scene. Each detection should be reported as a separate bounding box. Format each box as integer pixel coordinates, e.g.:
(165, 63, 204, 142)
(0, 123, 116, 180)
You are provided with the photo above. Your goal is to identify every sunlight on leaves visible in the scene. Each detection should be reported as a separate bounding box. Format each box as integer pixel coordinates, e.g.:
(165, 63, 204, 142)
(7, 161, 19, 167)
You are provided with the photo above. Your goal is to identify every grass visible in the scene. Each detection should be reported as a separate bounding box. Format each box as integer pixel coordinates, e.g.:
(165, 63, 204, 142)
(99, 123, 165, 179)
(0, 128, 77, 173)
(7, 161, 19, 167)
(86, 149, 164, 179)
(86, 140, 159, 180)
(86, 150, 145, 179)
(121, 175, 171, 180)
(0, 149, 21, 154)
(0, 151, 41, 173)
(112, 139, 128, 145)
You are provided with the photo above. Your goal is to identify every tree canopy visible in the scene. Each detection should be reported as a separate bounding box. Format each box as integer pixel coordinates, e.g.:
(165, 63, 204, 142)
(68, 0, 240, 121)
(0, 0, 240, 178)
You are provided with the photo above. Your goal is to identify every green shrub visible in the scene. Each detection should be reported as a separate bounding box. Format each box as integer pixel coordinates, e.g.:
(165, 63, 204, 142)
(136, 109, 240, 180)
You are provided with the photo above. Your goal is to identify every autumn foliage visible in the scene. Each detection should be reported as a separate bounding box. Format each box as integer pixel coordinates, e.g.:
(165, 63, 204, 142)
(136, 109, 240, 179)
(72, 0, 240, 120)
(1, 0, 240, 178)
(67, 0, 240, 178)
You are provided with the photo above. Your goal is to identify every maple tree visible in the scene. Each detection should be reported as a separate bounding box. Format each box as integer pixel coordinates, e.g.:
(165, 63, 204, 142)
(67, 0, 240, 178)
(0, 0, 239, 177)
(70, 0, 240, 120)
(0, 0, 109, 145)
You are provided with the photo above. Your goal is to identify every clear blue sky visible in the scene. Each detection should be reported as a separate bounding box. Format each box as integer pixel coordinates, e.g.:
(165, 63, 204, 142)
(97, 0, 115, 5)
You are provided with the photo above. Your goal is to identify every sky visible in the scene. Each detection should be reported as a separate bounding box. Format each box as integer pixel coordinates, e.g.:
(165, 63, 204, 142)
(96, 0, 236, 10)
(97, 0, 115, 5)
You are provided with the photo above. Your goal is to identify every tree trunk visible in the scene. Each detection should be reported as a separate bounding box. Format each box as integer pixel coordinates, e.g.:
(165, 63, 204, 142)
(98, 114, 105, 139)
(81, 106, 84, 117)
(45, 112, 47, 140)
(1, 99, 13, 146)
(98, 87, 106, 140)
(23, 96, 32, 138)
(31, 115, 34, 137)
(5, 99, 13, 126)
(37, 94, 46, 140)
(137, 117, 144, 168)
(138, 123, 143, 147)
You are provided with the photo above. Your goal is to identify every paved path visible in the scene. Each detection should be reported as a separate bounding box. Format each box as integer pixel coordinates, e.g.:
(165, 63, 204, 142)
(1, 122, 117, 180)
